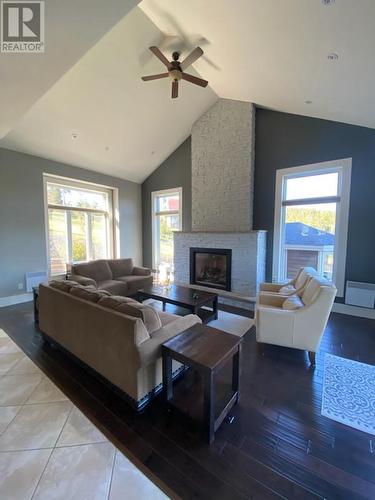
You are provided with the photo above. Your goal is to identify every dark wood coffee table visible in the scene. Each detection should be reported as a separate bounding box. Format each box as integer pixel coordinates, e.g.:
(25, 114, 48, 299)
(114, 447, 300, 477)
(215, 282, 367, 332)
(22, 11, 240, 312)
(162, 323, 242, 444)
(137, 284, 218, 323)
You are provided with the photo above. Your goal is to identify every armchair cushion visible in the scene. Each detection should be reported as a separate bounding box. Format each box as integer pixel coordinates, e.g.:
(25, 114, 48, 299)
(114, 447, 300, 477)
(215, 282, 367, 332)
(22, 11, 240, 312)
(295, 267, 317, 290)
(282, 295, 304, 310)
(302, 276, 328, 305)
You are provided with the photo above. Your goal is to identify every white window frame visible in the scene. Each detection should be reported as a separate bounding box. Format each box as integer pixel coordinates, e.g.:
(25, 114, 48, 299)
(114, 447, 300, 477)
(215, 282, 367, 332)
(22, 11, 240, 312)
(43, 174, 119, 276)
(151, 187, 183, 269)
(272, 158, 352, 297)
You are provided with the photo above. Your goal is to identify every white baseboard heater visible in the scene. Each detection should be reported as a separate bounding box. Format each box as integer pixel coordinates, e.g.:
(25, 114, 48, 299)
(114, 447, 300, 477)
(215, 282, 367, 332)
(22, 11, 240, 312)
(345, 281, 375, 309)
(26, 271, 48, 292)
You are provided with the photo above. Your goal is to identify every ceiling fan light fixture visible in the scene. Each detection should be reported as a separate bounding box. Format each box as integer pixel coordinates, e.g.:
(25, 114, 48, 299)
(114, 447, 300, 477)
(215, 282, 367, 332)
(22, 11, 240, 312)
(169, 69, 182, 81)
(141, 46, 208, 99)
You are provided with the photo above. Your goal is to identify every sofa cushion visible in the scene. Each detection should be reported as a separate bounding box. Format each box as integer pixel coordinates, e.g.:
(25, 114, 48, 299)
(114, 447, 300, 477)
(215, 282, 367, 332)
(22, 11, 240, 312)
(99, 280, 128, 296)
(295, 267, 317, 290)
(70, 286, 109, 303)
(117, 274, 153, 293)
(282, 295, 304, 310)
(98, 296, 138, 310)
(108, 258, 133, 279)
(73, 260, 112, 282)
(49, 280, 80, 293)
(99, 297, 162, 333)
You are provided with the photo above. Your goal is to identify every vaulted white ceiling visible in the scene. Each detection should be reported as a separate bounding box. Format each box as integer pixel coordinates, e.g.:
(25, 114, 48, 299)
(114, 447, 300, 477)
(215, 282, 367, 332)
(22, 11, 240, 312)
(0, 0, 139, 138)
(1, 0, 375, 183)
(141, 0, 375, 130)
(0, 5, 217, 183)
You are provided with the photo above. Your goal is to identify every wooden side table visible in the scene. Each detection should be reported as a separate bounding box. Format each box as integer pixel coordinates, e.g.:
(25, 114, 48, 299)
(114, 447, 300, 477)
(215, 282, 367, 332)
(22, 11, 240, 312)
(162, 323, 242, 444)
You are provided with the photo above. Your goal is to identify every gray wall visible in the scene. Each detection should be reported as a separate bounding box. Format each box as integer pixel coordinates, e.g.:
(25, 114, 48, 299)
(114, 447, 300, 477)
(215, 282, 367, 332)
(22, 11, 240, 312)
(142, 138, 192, 268)
(254, 109, 375, 291)
(0, 147, 142, 299)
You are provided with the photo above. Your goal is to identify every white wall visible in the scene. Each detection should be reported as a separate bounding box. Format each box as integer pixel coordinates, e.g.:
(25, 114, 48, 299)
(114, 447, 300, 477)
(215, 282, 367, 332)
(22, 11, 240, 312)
(191, 99, 255, 232)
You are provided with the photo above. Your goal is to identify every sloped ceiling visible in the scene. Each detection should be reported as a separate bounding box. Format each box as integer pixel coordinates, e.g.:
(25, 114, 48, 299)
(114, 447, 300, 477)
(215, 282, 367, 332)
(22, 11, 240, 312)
(0, 0, 139, 138)
(2, 0, 375, 184)
(141, 0, 375, 130)
(0, 6, 217, 182)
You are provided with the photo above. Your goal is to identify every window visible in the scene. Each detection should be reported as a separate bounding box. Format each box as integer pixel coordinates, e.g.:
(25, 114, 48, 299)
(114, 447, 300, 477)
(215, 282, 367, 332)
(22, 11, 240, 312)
(273, 159, 351, 296)
(152, 188, 182, 271)
(44, 175, 115, 275)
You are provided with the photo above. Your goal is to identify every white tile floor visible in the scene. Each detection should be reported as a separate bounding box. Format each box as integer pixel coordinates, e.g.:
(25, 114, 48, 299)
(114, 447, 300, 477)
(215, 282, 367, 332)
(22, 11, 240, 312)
(0, 328, 169, 500)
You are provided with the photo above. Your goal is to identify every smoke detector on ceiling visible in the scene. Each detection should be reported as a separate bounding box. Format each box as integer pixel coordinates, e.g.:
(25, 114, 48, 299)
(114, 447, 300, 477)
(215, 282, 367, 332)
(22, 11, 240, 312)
(327, 53, 339, 61)
(322, 0, 335, 5)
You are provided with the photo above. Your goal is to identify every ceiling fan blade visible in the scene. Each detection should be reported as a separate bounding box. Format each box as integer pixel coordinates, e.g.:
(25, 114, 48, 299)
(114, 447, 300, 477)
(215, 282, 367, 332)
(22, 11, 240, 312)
(181, 72, 208, 88)
(180, 47, 204, 71)
(149, 46, 170, 68)
(141, 73, 169, 81)
(171, 81, 179, 99)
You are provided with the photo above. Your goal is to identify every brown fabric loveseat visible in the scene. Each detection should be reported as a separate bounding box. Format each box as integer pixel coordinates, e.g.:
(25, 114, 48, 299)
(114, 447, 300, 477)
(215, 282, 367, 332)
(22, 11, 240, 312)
(38, 281, 201, 409)
(69, 258, 152, 296)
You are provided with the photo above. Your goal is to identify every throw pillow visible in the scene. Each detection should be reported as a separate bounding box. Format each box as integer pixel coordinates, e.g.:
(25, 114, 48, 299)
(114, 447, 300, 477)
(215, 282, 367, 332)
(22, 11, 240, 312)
(279, 284, 296, 294)
(282, 295, 304, 310)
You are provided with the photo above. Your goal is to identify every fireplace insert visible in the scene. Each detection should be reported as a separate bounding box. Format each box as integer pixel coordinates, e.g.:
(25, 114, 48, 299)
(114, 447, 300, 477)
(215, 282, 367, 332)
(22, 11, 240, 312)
(190, 248, 232, 291)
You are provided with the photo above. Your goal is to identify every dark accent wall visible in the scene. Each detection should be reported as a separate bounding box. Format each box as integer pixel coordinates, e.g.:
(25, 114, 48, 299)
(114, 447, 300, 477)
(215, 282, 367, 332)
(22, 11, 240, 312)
(142, 137, 192, 268)
(254, 109, 375, 292)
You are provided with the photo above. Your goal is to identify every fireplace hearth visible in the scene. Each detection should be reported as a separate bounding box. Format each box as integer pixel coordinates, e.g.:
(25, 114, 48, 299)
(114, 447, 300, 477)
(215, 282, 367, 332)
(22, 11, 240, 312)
(190, 248, 232, 291)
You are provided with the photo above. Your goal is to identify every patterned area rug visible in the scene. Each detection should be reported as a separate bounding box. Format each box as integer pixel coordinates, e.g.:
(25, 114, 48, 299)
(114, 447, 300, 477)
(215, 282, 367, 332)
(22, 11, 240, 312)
(322, 354, 375, 435)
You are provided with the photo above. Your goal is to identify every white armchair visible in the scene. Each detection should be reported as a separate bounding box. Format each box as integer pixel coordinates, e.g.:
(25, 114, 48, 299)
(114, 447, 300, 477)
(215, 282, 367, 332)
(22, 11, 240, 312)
(259, 267, 317, 296)
(255, 277, 337, 364)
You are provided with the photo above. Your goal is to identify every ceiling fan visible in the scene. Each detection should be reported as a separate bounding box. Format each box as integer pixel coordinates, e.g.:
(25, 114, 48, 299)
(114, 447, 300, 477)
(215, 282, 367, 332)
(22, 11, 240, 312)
(141, 46, 208, 99)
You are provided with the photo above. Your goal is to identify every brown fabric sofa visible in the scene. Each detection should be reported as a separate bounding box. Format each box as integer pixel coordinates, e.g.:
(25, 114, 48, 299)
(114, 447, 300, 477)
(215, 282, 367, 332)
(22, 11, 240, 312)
(38, 281, 201, 409)
(69, 258, 152, 296)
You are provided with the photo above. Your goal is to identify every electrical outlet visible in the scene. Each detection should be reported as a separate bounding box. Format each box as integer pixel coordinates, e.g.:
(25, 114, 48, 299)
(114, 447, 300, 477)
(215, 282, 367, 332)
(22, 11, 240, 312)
(17, 283, 24, 290)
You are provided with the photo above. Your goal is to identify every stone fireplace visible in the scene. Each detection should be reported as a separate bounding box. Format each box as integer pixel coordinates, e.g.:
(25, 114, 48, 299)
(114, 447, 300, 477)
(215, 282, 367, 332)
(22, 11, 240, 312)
(174, 98, 266, 307)
(190, 248, 232, 291)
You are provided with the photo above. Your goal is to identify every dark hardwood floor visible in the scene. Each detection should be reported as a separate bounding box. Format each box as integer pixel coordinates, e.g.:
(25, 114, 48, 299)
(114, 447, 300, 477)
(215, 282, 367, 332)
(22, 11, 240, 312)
(0, 302, 374, 499)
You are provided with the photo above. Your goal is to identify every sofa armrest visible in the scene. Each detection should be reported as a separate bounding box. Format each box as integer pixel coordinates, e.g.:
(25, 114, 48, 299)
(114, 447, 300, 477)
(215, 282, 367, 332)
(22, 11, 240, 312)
(132, 266, 151, 276)
(137, 314, 201, 367)
(69, 274, 97, 287)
